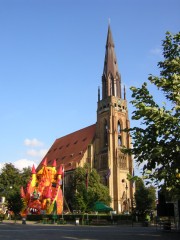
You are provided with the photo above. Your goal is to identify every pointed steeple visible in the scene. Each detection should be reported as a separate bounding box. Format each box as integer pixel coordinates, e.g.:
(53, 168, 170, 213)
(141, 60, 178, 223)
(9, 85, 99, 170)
(106, 24, 115, 49)
(102, 24, 121, 99)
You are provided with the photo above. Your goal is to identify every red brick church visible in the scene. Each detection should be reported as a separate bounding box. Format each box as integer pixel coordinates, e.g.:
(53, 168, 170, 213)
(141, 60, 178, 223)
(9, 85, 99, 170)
(38, 25, 134, 214)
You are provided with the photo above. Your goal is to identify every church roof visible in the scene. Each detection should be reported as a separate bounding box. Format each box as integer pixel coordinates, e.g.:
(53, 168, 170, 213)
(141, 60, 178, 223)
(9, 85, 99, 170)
(37, 124, 96, 172)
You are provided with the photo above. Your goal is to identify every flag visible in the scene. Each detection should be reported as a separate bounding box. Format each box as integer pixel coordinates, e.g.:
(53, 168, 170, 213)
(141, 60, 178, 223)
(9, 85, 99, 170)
(86, 170, 88, 189)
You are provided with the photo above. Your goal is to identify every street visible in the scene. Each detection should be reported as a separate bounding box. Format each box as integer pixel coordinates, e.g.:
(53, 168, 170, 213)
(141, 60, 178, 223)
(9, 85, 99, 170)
(0, 221, 179, 240)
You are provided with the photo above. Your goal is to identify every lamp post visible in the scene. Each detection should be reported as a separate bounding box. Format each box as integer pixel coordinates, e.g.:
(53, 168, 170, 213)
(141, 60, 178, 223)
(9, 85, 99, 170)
(125, 182, 128, 212)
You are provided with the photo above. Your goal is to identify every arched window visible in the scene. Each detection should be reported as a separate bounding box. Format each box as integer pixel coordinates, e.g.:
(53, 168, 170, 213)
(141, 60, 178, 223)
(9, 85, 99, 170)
(104, 119, 108, 147)
(118, 121, 122, 146)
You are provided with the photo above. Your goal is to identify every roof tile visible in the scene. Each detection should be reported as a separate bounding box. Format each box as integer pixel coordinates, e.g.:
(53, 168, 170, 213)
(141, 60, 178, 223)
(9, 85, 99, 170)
(37, 124, 96, 171)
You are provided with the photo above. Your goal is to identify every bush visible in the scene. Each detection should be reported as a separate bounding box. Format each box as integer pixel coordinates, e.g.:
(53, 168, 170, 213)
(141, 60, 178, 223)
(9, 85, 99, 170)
(25, 213, 133, 224)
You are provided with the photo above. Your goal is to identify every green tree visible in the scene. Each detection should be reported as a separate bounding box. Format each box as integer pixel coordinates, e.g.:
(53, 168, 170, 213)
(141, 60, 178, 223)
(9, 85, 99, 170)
(0, 163, 31, 217)
(135, 179, 156, 217)
(68, 164, 111, 212)
(125, 32, 180, 193)
(0, 163, 21, 199)
(7, 192, 24, 221)
(0, 164, 31, 197)
(20, 167, 31, 188)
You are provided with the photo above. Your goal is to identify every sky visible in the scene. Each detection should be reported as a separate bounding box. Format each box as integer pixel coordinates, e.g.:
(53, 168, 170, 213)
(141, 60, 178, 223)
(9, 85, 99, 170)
(0, 0, 179, 175)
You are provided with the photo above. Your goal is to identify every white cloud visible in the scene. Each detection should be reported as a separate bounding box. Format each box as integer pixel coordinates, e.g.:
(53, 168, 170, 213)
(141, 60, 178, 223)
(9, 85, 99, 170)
(0, 138, 47, 172)
(0, 159, 38, 172)
(26, 149, 48, 158)
(24, 138, 43, 147)
(13, 159, 38, 171)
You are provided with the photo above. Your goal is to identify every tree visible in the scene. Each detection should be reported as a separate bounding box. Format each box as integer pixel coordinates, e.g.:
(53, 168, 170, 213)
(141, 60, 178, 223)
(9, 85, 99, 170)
(20, 167, 31, 188)
(0, 163, 21, 199)
(7, 192, 24, 221)
(125, 32, 180, 193)
(67, 164, 111, 212)
(0, 163, 31, 217)
(135, 178, 156, 217)
(0, 164, 31, 197)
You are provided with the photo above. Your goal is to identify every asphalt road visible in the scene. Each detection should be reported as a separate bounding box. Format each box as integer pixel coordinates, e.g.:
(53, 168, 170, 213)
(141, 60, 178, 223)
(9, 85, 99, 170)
(0, 222, 179, 240)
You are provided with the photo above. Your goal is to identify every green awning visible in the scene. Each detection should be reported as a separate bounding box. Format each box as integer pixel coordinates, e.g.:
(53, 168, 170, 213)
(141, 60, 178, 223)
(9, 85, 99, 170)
(93, 202, 113, 212)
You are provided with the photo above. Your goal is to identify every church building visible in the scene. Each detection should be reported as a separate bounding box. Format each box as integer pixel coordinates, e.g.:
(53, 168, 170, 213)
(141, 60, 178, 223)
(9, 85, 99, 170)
(37, 25, 134, 214)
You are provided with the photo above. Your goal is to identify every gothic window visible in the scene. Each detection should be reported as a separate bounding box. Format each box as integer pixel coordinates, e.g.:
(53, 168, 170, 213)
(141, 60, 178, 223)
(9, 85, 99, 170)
(118, 121, 122, 146)
(104, 119, 108, 147)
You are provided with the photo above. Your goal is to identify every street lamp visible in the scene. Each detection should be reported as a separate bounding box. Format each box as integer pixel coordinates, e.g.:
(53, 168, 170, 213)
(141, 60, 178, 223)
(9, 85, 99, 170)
(125, 182, 128, 212)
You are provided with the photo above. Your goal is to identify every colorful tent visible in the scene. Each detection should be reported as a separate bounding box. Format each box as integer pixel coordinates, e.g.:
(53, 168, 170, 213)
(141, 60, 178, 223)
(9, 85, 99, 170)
(20, 159, 63, 216)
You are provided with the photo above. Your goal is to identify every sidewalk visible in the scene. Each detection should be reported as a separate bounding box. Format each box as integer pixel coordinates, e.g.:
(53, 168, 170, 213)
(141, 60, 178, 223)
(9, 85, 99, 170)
(1, 219, 74, 226)
(1, 219, 37, 225)
(1, 219, 179, 232)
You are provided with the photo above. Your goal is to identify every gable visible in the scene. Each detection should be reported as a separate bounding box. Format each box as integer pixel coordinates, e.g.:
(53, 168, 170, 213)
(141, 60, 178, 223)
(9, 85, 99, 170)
(37, 124, 96, 171)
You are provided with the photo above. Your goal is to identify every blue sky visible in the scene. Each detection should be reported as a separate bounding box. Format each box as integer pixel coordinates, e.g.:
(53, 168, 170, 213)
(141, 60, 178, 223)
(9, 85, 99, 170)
(0, 0, 179, 174)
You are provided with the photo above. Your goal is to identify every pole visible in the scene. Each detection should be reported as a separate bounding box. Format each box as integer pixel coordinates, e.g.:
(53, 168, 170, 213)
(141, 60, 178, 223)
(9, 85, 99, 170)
(125, 182, 128, 212)
(62, 167, 65, 219)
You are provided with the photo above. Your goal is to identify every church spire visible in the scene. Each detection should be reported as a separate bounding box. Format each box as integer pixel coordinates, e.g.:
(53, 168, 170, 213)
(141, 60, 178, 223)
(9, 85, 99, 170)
(102, 24, 121, 99)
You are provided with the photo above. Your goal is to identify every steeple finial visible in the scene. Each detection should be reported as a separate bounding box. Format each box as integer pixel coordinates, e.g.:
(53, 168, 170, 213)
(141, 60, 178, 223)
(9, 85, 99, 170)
(108, 18, 111, 26)
(124, 85, 126, 100)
